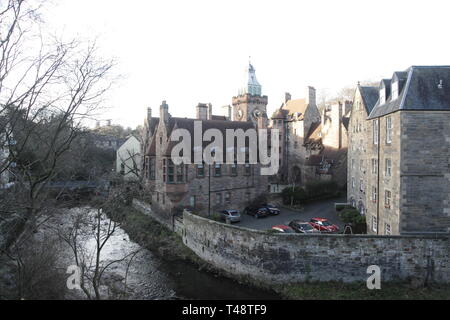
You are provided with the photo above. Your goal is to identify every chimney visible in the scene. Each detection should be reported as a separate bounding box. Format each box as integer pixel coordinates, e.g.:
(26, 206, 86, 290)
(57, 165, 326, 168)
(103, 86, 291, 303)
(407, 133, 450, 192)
(285, 92, 291, 103)
(226, 105, 232, 120)
(208, 103, 213, 120)
(106, 119, 111, 126)
(257, 112, 267, 129)
(196, 103, 208, 120)
(160, 100, 169, 123)
(147, 107, 152, 121)
(306, 86, 316, 106)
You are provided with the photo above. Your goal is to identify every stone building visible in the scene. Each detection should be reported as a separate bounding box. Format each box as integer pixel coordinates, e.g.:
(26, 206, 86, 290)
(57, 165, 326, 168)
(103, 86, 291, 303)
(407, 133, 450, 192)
(347, 84, 379, 215)
(270, 88, 349, 187)
(348, 66, 450, 235)
(142, 63, 270, 217)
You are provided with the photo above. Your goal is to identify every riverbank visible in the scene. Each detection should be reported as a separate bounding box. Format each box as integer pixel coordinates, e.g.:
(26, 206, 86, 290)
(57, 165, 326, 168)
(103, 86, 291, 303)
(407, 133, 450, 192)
(109, 203, 281, 298)
(278, 282, 450, 300)
(113, 203, 450, 300)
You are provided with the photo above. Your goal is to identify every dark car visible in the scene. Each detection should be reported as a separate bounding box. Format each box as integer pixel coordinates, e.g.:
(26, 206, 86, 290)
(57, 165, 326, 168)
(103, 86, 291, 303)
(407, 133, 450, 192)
(219, 209, 241, 223)
(244, 206, 270, 219)
(288, 220, 320, 234)
(310, 218, 339, 233)
(271, 225, 296, 233)
(261, 203, 280, 215)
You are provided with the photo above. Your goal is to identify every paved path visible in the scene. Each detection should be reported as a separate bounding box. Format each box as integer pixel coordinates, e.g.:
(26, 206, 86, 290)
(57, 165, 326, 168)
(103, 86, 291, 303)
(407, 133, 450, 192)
(237, 197, 347, 231)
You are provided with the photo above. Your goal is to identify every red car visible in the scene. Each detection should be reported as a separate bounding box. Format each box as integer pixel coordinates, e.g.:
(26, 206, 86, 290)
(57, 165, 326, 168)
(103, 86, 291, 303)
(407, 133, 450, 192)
(271, 225, 296, 233)
(309, 218, 339, 233)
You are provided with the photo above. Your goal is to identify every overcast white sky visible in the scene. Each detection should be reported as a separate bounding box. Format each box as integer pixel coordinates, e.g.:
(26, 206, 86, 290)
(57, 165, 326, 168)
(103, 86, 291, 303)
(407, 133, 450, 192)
(43, 0, 450, 128)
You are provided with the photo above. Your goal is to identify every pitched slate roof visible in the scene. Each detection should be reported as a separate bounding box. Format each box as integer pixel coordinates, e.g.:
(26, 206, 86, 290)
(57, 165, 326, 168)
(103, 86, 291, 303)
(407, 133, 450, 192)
(368, 66, 450, 119)
(359, 86, 379, 114)
(147, 116, 257, 162)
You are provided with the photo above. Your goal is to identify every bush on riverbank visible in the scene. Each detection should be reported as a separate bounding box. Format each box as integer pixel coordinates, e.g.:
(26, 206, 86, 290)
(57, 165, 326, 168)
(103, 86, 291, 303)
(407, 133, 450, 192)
(110, 204, 202, 264)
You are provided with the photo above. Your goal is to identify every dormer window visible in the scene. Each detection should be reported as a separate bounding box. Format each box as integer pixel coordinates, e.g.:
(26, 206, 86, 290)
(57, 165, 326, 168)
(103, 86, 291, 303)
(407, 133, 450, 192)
(379, 88, 385, 105)
(391, 81, 399, 100)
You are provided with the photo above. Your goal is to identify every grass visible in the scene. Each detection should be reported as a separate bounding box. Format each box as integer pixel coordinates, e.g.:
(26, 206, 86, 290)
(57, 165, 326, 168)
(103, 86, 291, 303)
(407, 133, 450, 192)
(278, 281, 450, 300)
(111, 205, 203, 265)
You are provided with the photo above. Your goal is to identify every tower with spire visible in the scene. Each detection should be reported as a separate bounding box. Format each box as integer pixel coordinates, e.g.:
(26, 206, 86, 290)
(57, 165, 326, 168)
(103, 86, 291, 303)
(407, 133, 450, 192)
(232, 61, 268, 127)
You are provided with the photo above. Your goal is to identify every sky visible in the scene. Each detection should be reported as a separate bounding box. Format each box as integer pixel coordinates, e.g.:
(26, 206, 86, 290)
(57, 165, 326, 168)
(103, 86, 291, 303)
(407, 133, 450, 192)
(42, 0, 450, 128)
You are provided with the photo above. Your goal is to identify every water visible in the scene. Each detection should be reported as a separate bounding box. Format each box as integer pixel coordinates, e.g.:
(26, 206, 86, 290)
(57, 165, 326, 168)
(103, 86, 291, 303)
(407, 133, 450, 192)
(56, 208, 280, 300)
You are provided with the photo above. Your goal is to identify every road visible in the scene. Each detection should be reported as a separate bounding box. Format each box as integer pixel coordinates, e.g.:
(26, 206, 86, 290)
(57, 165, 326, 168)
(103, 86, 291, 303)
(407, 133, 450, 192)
(236, 197, 347, 231)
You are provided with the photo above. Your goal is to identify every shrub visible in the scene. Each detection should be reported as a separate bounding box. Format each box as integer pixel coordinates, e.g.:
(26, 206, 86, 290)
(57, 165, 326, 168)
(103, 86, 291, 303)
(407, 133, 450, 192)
(281, 181, 340, 205)
(339, 208, 366, 224)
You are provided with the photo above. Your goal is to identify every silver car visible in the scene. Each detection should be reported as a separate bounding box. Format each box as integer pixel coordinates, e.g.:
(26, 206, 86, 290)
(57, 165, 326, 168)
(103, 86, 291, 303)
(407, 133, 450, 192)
(219, 209, 241, 223)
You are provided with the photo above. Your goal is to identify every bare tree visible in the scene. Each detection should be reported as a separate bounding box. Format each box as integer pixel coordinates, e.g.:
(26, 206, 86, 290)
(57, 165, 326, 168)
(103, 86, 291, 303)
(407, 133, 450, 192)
(0, 1, 117, 300)
(54, 199, 140, 300)
(0, 0, 115, 248)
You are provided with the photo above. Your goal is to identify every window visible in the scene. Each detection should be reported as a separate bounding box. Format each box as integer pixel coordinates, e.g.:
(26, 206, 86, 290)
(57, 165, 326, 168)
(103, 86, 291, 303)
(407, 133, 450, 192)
(150, 158, 155, 180)
(379, 88, 385, 105)
(372, 216, 378, 233)
(371, 186, 377, 202)
(145, 157, 150, 179)
(351, 159, 355, 170)
(162, 194, 165, 205)
(391, 81, 398, 100)
(120, 163, 125, 175)
(244, 164, 251, 176)
(190, 196, 196, 207)
(167, 160, 175, 183)
(230, 163, 237, 176)
(197, 164, 204, 177)
(371, 159, 378, 174)
(385, 223, 391, 235)
(176, 165, 184, 182)
(360, 159, 364, 172)
(351, 177, 355, 190)
(214, 163, 221, 176)
(215, 193, 222, 205)
(162, 159, 167, 182)
(156, 192, 159, 203)
(386, 116, 392, 144)
(359, 179, 364, 193)
(385, 158, 392, 177)
(225, 192, 231, 203)
(385, 190, 391, 208)
(373, 119, 379, 145)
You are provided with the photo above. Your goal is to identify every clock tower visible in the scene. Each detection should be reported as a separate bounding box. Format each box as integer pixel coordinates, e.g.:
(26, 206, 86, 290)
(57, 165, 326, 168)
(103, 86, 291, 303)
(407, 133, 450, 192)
(232, 62, 268, 127)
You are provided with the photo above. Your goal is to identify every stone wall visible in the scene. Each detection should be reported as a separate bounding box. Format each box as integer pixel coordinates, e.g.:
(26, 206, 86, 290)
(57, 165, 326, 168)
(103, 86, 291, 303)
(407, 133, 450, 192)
(400, 111, 450, 233)
(182, 210, 450, 284)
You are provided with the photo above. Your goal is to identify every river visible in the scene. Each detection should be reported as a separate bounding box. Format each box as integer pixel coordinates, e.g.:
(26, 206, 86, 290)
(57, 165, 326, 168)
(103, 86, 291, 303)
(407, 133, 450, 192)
(53, 207, 280, 300)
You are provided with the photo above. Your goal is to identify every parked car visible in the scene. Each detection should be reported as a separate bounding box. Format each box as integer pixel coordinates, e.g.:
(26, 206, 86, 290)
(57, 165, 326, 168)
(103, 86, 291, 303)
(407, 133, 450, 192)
(271, 225, 296, 233)
(219, 209, 241, 223)
(288, 220, 320, 234)
(309, 218, 339, 233)
(261, 203, 280, 215)
(244, 206, 270, 219)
